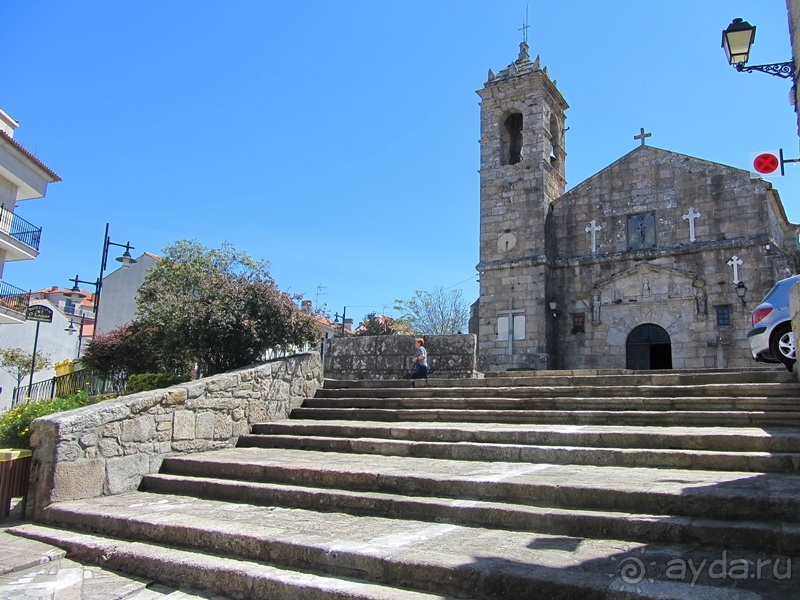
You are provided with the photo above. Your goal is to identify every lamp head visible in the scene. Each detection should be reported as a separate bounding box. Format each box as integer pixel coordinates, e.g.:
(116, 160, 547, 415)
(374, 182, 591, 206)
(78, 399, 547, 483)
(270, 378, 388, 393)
(722, 18, 756, 65)
(736, 281, 747, 303)
(115, 243, 137, 269)
(63, 278, 87, 303)
(548, 298, 558, 317)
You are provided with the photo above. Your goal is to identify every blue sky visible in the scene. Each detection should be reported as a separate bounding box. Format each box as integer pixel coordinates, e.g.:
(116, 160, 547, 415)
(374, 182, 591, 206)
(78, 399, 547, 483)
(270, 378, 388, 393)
(3, 1, 799, 324)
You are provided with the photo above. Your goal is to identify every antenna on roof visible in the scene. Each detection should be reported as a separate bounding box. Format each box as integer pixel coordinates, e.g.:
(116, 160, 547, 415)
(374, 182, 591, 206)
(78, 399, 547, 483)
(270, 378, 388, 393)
(315, 284, 327, 311)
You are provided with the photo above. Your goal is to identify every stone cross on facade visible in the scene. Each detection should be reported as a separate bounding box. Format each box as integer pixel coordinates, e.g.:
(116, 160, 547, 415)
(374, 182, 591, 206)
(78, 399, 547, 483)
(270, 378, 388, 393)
(585, 220, 601, 254)
(682, 207, 701, 242)
(497, 298, 525, 356)
(634, 127, 652, 146)
(727, 255, 744, 284)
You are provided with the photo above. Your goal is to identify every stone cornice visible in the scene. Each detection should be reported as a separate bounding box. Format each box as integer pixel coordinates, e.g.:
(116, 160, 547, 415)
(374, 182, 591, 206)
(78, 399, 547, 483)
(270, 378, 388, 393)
(477, 235, 778, 272)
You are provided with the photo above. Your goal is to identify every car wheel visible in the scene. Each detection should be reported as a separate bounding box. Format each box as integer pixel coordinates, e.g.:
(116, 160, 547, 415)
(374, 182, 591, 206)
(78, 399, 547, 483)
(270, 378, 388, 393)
(770, 323, 796, 371)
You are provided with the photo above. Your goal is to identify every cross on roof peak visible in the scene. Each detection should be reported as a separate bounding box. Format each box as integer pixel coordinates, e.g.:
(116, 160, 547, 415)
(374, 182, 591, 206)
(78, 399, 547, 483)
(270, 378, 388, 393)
(518, 4, 529, 43)
(634, 127, 652, 147)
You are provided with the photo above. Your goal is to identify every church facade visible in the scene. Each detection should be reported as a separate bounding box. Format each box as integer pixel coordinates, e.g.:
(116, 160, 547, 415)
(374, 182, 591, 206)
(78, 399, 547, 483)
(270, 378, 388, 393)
(473, 42, 800, 371)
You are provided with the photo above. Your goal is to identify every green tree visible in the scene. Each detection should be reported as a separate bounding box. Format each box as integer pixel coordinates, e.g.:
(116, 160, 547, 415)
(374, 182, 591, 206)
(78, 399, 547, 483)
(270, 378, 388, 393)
(356, 312, 405, 336)
(134, 239, 321, 376)
(394, 287, 469, 335)
(0, 347, 51, 391)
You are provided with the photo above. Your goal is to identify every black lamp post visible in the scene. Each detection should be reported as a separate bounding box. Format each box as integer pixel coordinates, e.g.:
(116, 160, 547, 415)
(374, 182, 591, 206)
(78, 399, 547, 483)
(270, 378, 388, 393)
(64, 223, 136, 338)
(65, 314, 87, 357)
(722, 18, 794, 79)
(333, 307, 348, 334)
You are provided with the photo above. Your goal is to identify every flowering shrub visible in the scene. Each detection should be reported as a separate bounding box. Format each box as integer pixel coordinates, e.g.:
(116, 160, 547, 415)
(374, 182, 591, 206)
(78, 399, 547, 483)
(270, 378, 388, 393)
(0, 390, 98, 449)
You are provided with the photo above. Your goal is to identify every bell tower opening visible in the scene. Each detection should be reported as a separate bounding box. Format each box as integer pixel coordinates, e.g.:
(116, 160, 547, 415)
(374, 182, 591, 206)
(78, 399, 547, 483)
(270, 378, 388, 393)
(503, 113, 523, 165)
(549, 112, 560, 168)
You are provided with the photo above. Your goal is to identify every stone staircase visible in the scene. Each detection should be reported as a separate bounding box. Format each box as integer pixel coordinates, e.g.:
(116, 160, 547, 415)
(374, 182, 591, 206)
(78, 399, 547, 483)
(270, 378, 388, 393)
(9, 369, 800, 599)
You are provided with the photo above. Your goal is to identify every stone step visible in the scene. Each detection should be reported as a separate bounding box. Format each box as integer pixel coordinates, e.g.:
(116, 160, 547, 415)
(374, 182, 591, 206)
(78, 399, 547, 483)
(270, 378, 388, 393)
(289, 407, 800, 426)
(127, 586, 230, 600)
(302, 396, 800, 411)
(323, 370, 793, 389)
(8, 524, 445, 600)
(140, 472, 800, 555)
(236, 432, 800, 473)
(0, 531, 65, 576)
(314, 383, 800, 399)
(251, 420, 800, 453)
(0, 554, 152, 599)
(157, 447, 800, 522)
(14, 495, 798, 599)
(484, 368, 789, 382)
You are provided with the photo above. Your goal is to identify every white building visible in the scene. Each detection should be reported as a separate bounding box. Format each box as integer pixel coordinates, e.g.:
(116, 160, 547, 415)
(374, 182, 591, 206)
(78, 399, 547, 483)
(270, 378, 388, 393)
(0, 299, 83, 410)
(95, 253, 159, 336)
(0, 109, 60, 324)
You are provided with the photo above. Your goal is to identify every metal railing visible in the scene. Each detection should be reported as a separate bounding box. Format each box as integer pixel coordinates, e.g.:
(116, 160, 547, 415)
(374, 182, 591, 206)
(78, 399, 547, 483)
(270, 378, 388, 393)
(0, 206, 41, 252)
(12, 369, 113, 406)
(0, 281, 29, 315)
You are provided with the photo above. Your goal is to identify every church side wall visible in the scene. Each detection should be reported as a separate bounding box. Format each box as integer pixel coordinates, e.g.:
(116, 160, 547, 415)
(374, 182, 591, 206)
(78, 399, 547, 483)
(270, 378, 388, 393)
(548, 149, 795, 370)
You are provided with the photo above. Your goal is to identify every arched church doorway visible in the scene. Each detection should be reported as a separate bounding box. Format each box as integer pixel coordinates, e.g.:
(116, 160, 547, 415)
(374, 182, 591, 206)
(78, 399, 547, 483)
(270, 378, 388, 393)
(626, 324, 672, 370)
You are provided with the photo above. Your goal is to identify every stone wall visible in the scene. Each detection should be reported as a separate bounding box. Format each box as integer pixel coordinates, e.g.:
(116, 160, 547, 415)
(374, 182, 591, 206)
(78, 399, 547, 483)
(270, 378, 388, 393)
(324, 335, 479, 380)
(28, 352, 323, 517)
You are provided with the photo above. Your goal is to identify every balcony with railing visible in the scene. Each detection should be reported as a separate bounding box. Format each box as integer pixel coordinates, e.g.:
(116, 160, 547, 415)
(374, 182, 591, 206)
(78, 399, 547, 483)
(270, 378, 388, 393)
(0, 280, 29, 324)
(0, 206, 41, 261)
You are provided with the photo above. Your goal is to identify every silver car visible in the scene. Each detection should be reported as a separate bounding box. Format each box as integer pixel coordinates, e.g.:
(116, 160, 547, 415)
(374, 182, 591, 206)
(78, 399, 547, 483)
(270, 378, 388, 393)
(747, 274, 800, 371)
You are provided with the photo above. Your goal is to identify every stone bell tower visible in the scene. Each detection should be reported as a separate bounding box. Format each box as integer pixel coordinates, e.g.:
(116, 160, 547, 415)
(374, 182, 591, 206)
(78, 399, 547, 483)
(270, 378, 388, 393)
(475, 41, 568, 371)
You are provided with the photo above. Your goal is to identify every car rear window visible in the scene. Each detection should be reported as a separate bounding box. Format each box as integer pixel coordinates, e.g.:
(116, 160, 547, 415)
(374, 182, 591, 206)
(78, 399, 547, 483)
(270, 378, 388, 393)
(763, 276, 800, 303)
(763, 284, 782, 302)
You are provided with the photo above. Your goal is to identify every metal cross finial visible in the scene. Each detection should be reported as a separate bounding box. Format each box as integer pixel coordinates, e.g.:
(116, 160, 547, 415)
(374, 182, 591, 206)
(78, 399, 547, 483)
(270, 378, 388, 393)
(634, 127, 652, 146)
(518, 4, 529, 43)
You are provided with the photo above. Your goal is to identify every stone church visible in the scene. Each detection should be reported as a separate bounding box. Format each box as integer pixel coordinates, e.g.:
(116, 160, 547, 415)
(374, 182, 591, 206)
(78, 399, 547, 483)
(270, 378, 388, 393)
(472, 41, 800, 371)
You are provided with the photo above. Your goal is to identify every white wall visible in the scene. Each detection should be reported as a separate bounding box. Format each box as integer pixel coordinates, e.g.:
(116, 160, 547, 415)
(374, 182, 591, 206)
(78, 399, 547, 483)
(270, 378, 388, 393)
(95, 253, 158, 335)
(0, 300, 81, 411)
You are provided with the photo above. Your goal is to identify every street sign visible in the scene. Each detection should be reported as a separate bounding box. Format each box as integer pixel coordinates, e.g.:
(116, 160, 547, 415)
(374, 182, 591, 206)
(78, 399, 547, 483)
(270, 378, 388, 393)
(753, 152, 780, 175)
(750, 150, 783, 178)
(26, 304, 53, 323)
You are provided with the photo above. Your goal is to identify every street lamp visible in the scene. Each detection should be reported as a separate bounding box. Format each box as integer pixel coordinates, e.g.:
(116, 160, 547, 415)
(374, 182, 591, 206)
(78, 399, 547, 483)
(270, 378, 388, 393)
(736, 281, 748, 305)
(722, 18, 794, 79)
(65, 314, 87, 357)
(548, 298, 559, 318)
(333, 307, 348, 334)
(64, 223, 136, 338)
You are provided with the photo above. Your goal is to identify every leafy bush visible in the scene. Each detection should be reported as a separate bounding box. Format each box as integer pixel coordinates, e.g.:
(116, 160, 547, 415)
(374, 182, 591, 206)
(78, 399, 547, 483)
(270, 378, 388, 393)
(82, 324, 163, 393)
(0, 390, 97, 449)
(126, 373, 190, 395)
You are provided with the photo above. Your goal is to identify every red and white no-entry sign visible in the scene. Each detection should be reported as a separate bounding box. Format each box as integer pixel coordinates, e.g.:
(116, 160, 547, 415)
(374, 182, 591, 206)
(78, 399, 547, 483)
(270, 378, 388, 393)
(753, 152, 780, 174)
(750, 150, 783, 178)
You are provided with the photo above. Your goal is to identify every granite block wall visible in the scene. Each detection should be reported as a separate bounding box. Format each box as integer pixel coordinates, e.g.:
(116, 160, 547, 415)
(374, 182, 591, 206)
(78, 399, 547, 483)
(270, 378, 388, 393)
(324, 335, 479, 380)
(28, 352, 323, 517)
